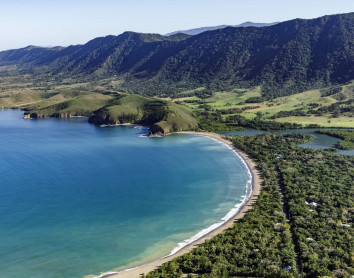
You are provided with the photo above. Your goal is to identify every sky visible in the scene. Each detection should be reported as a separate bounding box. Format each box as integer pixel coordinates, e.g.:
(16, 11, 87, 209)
(0, 0, 353, 51)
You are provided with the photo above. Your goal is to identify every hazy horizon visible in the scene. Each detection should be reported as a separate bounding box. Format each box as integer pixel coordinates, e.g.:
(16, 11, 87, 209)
(0, 0, 353, 51)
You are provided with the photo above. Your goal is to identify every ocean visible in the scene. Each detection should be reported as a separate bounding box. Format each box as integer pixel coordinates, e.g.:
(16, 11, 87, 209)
(0, 110, 250, 278)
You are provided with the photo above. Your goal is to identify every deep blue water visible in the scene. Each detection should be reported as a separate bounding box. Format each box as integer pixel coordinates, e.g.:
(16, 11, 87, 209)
(0, 110, 250, 278)
(220, 128, 354, 156)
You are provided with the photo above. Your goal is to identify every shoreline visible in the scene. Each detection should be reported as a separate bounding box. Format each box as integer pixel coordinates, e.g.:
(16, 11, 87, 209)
(93, 131, 262, 278)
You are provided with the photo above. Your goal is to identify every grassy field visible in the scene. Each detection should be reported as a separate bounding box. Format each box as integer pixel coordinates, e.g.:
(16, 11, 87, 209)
(157, 102, 197, 132)
(0, 75, 353, 129)
(90, 94, 148, 123)
(27, 93, 113, 117)
(237, 89, 338, 120)
(274, 115, 354, 127)
(0, 75, 126, 110)
(174, 82, 354, 128)
(207, 87, 261, 108)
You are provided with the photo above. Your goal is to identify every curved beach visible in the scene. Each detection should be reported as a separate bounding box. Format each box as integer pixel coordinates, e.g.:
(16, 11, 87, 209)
(97, 132, 262, 278)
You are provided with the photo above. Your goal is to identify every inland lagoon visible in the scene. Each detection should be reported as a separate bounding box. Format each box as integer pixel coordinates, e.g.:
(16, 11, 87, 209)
(221, 128, 354, 156)
(0, 110, 250, 278)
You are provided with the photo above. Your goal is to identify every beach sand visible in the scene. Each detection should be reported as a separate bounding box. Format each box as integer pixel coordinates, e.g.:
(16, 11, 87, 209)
(96, 131, 262, 278)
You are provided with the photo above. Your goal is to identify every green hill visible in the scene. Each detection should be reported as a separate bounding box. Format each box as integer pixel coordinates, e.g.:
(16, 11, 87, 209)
(21, 92, 197, 134)
(88, 94, 198, 134)
(23, 92, 112, 118)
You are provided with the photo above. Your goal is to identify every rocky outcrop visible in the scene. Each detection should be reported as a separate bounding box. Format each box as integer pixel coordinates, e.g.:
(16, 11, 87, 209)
(24, 112, 83, 119)
(148, 118, 198, 136)
(88, 114, 122, 125)
(24, 113, 49, 119)
(149, 124, 165, 136)
(52, 112, 81, 118)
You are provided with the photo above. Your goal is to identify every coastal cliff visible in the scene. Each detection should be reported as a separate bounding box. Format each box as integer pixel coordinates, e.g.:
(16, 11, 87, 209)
(24, 112, 81, 119)
(88, 95, 197, 135)
(24, 94, 198, 135)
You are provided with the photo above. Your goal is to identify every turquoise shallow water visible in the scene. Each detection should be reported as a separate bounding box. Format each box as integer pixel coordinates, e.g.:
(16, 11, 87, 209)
(0, 110, 249, 278)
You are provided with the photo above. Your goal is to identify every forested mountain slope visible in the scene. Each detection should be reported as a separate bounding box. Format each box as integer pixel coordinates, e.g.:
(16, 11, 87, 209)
(0, 13, 353, 98)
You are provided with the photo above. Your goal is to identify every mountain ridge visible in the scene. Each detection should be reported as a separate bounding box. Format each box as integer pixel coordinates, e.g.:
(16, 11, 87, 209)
(165, 21, 279, 36)
(0, 12, 353, 99)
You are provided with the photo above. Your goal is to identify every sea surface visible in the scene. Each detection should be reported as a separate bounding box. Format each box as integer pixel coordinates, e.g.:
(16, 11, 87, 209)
(0, 110, 250, 278)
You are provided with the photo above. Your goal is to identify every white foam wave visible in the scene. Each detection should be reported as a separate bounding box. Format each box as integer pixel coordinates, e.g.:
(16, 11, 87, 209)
(93, 271, 118, 278)
(100, 124, 119, 127)
(134, 126, 149, 130)
(165, 136, 253, 256)
(95, 134, 254, 278)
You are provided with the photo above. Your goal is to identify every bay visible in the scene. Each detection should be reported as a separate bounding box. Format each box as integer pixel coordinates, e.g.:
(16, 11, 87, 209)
(0, 110, 249, 278)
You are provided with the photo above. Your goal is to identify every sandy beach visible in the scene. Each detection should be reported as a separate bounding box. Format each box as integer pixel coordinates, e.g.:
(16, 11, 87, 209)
(96, 131, 262, 278)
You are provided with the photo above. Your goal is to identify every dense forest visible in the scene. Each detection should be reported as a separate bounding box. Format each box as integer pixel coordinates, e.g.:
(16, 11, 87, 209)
(197, 112, 304, 132)
(0, 13, 353, 99)
(143, 134, 353, 278)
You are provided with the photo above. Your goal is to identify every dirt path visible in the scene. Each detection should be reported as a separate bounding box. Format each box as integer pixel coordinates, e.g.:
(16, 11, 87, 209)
(275, 166, 301, 275)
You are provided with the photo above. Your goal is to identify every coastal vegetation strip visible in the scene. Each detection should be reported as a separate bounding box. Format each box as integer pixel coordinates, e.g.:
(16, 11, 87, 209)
(107, 133, 299, 278)
(112, 133, 353, 278)
(231, 134, 353, 277)
(271, 137, 354, 277)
